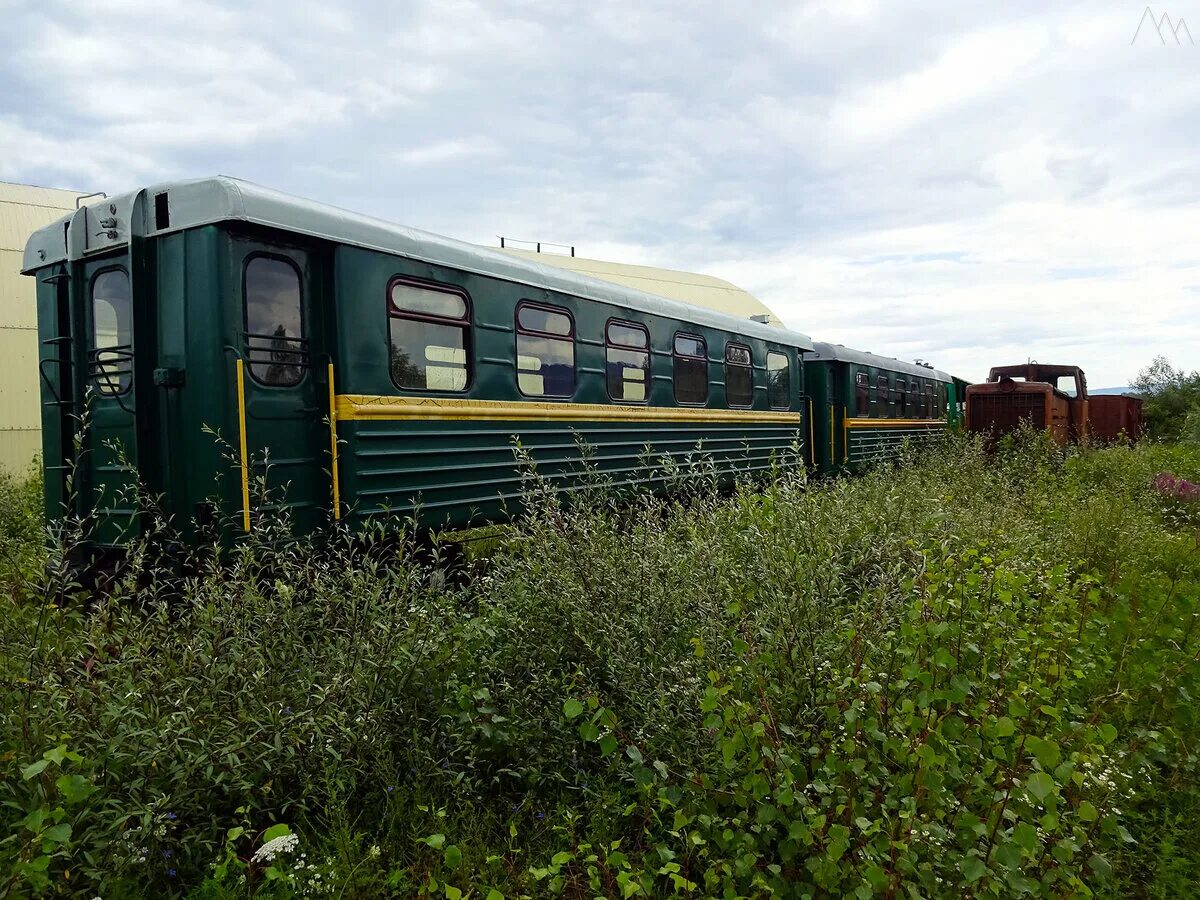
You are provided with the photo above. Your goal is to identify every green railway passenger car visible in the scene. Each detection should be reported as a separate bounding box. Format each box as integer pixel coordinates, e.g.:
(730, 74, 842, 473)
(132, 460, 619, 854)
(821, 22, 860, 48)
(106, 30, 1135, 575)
(23, 177, 817, 550)
(804, 343, 959, 474)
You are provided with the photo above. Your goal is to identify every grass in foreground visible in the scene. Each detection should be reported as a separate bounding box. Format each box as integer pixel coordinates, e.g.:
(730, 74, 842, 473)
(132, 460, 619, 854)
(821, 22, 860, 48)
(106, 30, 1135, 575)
(1, 435, 1199, 898)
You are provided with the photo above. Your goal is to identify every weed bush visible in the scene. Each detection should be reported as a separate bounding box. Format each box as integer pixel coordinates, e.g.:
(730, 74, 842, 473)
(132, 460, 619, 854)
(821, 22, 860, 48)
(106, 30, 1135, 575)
(1, 435, 1198, 897)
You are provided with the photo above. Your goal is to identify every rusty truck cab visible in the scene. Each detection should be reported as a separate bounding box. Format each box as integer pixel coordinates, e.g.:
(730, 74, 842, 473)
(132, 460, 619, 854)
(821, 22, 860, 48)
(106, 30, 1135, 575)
(965, 364, 1089, 445)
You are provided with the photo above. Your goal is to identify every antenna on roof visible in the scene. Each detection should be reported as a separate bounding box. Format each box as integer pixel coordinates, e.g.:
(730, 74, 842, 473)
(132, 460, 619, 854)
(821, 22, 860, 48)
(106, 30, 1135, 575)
(498, 236, 575, 257)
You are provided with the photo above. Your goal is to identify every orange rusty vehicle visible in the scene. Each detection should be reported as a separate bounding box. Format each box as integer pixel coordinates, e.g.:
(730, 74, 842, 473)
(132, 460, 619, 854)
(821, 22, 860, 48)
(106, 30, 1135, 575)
(965, 364, 1089, 445)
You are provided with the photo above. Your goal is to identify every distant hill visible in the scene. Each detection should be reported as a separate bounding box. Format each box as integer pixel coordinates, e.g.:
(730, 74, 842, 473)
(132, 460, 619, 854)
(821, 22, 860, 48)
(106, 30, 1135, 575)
(1090, 386, 1134, 396)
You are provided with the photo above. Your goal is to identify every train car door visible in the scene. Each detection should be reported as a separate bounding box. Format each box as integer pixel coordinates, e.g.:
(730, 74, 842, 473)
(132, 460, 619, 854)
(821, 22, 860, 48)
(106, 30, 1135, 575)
(79, 256, 140, 546)
(228, 236, 331, 536)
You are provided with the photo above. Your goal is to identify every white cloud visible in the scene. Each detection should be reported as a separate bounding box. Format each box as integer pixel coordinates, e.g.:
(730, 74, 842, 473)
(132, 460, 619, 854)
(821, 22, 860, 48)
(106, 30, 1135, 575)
(0, 0, 1196, 388)
(830, 22, 1050, 145)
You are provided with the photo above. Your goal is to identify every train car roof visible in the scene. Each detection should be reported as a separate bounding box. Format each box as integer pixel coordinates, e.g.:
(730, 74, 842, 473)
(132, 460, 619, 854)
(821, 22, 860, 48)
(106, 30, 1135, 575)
(23, 175, 814, 351)
(808, 341, 953, 383)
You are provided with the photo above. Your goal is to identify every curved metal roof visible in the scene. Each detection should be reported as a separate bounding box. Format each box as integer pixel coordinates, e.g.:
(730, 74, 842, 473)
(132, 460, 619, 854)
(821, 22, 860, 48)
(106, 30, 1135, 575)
(23, 176, 813, 351)
(808, 341, 953, 383)
(498, 248, 782, 326)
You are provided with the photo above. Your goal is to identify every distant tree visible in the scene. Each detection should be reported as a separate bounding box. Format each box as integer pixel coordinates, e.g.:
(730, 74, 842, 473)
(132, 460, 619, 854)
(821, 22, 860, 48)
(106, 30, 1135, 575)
(1133, 355, 1200, 441)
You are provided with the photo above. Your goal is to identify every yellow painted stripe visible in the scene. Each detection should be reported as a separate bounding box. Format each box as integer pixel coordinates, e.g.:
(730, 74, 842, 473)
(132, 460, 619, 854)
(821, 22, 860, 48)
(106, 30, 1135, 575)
(844, 417, 947, 429)
(235, 359, 250, 532)
(327, 363, 341, 521)
(336, 394, 804, 425)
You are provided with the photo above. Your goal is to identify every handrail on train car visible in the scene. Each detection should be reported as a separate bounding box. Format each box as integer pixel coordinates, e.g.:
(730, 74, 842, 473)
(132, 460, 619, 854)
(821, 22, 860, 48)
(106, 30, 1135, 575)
(223, 345, 251, 532)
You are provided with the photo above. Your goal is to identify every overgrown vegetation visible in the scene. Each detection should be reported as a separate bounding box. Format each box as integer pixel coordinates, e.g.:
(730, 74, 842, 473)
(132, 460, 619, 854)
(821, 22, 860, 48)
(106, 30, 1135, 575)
(2, 434, 1199, 898)
(1132, 355, 1200, 442)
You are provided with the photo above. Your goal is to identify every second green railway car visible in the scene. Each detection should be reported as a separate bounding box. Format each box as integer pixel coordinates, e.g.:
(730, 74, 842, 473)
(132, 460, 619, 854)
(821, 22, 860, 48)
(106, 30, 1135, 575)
(804, 343, 960, 475)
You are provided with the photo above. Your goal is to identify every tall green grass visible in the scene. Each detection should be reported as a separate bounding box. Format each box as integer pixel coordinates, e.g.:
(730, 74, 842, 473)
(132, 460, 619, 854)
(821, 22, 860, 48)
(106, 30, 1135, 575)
(1, 435, 1198, 897)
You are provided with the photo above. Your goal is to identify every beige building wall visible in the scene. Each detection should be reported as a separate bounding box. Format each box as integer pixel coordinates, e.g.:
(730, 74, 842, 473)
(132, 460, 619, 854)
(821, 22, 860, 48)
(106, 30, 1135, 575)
(499, 248, 781, 326)
(1, 182, 83, 473)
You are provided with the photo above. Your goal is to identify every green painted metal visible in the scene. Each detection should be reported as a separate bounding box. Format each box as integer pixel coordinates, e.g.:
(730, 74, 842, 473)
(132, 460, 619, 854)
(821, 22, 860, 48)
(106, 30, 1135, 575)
(26, 177, 969, 550)
(803, 349, 953, 476)
(26, 194, 810, 548)
(333, 245, 805, 528)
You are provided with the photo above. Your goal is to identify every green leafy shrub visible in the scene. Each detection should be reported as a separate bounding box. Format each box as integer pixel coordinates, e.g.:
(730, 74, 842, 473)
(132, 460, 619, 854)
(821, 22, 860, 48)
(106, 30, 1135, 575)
(0, 434, 1198, 897)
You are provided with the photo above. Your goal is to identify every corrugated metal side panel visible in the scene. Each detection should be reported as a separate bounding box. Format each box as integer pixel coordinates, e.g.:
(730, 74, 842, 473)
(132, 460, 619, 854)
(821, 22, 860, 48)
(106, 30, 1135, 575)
(342, 418, 803, 527)
(0, 186, 80, 473)
(0, 432, 41, 475)
(0, 251, 36, 328)
(968, 393, 1046, 433)
(1089, 395, 1144, 442)
(0, 182, 80, 211)
(847, 423, 946, 464)
(0, 203, 75, 252)
(0, 326, 39, 429)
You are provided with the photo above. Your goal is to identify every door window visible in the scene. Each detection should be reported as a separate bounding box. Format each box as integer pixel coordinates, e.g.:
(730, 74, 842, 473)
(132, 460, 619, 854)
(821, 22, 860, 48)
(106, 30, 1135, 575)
(245, 256, 305, 386)
(766, 351, 790, 409)
(724, 342, 753, 407)
(91, 269, 132, 395)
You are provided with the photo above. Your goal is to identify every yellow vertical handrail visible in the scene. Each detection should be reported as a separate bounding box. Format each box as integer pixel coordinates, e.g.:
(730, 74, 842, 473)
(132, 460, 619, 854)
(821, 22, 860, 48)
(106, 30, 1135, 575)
(235, 358, 251, 532)
(828, 404, 834, 465)
(327, 362, 341, 521)
(807, 398, 815, 465)
(842, 406, 849, 464)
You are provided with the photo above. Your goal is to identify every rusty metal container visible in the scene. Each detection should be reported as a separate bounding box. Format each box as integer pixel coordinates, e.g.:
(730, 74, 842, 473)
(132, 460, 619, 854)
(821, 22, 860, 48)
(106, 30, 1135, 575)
(1087, 395, 1143, 443)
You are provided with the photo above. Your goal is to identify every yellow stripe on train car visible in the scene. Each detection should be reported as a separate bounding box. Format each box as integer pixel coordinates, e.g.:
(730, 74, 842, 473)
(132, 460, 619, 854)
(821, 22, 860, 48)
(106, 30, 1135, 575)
(335, 394, 805, 426)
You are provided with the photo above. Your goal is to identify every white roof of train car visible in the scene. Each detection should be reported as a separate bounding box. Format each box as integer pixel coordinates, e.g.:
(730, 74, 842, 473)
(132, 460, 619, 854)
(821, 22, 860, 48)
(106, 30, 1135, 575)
(23, 176, 814, 351)
(809, 341, 953, 383)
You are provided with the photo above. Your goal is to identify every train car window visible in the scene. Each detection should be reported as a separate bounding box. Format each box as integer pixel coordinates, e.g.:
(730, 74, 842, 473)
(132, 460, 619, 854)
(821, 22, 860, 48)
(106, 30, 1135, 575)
(855, 372, 869, 417)
(766, 351, 790, 409)
(388, 279, 470, 391)
(516, 302, 575, 398)
(606, 320, 650, 402)
(245, 256, 304, 386)
(725, 342, 753, 408)
(673, 333, 708, 405)
(896, 379, 908, 416)
(876, 375, 889, 418)
(924, 383, 934, 418)
(91, 268, 133, 394)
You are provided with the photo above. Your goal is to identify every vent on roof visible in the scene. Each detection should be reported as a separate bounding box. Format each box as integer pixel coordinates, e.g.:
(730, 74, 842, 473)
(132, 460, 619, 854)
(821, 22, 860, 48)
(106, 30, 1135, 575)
(155, 192, 170, 230)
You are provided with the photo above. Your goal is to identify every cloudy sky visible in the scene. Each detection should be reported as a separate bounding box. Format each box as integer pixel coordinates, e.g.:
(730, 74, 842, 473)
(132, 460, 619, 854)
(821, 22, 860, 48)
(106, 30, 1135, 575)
(2, 0, 1197, 386)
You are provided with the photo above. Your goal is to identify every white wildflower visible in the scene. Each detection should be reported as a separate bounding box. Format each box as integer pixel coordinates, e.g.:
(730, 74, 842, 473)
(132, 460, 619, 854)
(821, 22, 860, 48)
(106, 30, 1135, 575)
(253, 833, 300, 864)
